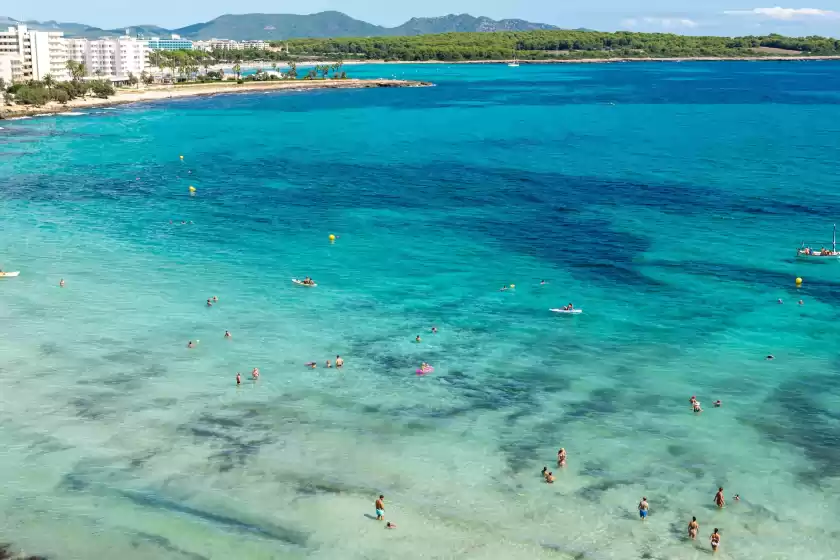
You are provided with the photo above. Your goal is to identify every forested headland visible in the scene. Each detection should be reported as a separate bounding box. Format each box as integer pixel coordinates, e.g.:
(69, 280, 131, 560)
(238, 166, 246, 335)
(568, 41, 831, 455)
(274, 30, 840, 61)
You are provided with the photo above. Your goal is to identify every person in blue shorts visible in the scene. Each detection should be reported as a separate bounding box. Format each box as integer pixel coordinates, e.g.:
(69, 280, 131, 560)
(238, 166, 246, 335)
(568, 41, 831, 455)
(639, 497, 649, 520)
(375, 495, 385, 521)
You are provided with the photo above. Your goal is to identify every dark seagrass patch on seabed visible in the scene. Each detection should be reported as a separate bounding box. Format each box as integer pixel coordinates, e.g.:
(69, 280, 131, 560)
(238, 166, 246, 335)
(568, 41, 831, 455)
(742, 372, 840, 484)
(116, 490, 310, 547)
(179, 411, 277, 472)
(130, 532, 208, 560)
(563, 387, 622, 421)
(70, 391, 121, 421)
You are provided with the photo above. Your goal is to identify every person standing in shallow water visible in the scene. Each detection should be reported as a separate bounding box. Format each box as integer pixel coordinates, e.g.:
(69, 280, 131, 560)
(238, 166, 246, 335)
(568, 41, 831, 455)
(714, 487, 725, 508)
(375, 495, 385, 521)
(710, 528, 721, 553)
(557, 448, 567, 467)
(688, 517, 699, 540)
(638, 497, 649, 520)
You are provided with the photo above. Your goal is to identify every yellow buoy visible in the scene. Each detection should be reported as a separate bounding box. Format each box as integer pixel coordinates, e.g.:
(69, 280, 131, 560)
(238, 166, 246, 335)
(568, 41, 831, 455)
(179, 155, 184, 160)
(189, 186, 196, 192)
(329, 234, 336, 241)
(510, 284, 515, 289)
(796, 277, 802, 286)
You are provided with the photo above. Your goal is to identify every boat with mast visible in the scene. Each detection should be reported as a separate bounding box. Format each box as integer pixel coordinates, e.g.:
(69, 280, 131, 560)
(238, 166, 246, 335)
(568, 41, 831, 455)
(797, 224, 840, 261)
(508, 44, 519, 67)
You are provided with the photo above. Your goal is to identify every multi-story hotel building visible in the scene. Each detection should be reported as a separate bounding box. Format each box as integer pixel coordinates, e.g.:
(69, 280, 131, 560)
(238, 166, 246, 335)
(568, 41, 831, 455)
(67, 35, 149, 79)
(0, 25, 68, 82)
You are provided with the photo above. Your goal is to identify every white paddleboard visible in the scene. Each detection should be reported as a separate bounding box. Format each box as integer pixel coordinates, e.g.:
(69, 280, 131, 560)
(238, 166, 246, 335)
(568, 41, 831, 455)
(0, 271, 20, 278)
(550, 308, 582, 314)
(292, 278, 317, 287)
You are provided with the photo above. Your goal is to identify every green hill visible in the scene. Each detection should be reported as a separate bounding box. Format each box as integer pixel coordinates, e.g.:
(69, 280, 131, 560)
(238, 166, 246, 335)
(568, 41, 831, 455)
(173, 11, 383, 40)
(0, 11, 558, 41)
(391, 14, 556, 36)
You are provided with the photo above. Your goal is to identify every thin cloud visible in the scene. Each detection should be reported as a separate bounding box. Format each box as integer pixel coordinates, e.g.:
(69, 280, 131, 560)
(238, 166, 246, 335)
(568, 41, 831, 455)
(622, 17, 699, 29)
(724, 7, 840, 20)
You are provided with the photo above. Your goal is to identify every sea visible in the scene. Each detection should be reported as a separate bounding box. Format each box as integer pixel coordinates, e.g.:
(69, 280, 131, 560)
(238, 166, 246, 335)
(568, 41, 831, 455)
(2, 61, 840, 560)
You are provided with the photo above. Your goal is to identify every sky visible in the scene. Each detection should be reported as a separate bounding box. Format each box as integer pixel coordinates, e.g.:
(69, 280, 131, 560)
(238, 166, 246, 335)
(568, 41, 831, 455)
(6, 0, 840, 36)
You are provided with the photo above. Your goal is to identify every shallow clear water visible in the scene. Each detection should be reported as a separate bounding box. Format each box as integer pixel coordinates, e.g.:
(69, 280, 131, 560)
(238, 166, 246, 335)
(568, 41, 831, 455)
(2, 62, 840, 559)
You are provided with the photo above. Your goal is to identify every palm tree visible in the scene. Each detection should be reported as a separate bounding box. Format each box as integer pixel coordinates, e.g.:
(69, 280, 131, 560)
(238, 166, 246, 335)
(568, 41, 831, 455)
(43, 73, 55, 91)
(148, 51, 163, 69)
(66, 60, 86, 82)
(287, 61, 297, 79)
(232, 63, 242, 80)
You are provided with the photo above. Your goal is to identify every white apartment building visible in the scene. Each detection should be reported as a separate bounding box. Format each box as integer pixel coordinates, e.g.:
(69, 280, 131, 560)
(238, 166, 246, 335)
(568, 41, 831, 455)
(241, 40, 268, 50)
(192, 38, 270, 52)
(0, 53, 24, 84)
(0, 25, 68, 83)
(67, 36, 149, 79)
(193, 38, 243, 52)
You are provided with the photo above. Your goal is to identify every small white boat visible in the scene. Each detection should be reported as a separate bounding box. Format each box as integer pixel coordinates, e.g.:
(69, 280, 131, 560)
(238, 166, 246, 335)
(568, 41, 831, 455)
(0, 271, 20, 278)
(292, 278, 317, 287)
(797, 224, 840, 261)
(550, 308, 582, 314)
(508, 46, 519, 67)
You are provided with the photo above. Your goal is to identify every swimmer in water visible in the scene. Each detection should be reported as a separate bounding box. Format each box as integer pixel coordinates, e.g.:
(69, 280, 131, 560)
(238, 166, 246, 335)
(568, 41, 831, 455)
(236, 373, 241, 385)
(206, 299, 213, 307)
(540, 280, 547, 285)
(545, 471, 555, 483)
(557, 448, 567, 467)
(306, 362, 317, 369)
(693, 401, 703, 413)
(187, 341, 195, 349)
(714, 400, 722, 407)
(767, 355, 775, 360)
(500, 286, 508, 292)
(778, 298, 783, 304)
(734, 494, 740, 501)
(415, 335, 421, 343)
(385, 522, 396, 529)
(213, 296, 218, 302)
(335, 355, 344, 368)
(710, 528, 721, 553)
(326, 360, 332, 368)
(59, 278, 65, 287)
(714, 487, 725, 508)
(799, 299, 804, 305)
(688, 516, 699, 540)
(224, 330, 231, 338)
(431, 326, 437, 334)
(541, 466, 548, 478)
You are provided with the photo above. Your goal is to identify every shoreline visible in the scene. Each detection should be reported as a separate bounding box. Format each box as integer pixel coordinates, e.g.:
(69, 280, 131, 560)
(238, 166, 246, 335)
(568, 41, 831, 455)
(0, 78, 431, 120)
(230, 55, 840, 68)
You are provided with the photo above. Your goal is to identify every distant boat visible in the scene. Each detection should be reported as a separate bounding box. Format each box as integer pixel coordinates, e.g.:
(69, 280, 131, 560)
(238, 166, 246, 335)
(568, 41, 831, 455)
(508, 45, 519, 67)
(797, 223, 840, 261)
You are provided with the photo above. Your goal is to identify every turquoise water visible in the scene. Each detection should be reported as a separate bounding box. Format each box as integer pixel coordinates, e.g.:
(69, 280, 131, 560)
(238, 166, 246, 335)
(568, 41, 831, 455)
(2, 62, 840, 559)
